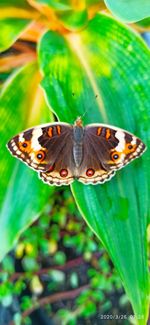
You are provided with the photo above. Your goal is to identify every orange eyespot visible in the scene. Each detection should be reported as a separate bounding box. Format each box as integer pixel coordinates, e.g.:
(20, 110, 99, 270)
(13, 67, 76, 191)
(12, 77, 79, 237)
(19, 141, 31, 152)
(124, 143, 136, 154)
(22, 142, 28, 148)
(111, 152, 120, 161)
(36, 150, 46, 161)
(127, 144, 133, 150)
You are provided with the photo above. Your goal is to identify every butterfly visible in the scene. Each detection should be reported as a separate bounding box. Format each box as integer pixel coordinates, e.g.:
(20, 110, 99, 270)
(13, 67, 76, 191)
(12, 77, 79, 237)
(7, 117, 146, 186)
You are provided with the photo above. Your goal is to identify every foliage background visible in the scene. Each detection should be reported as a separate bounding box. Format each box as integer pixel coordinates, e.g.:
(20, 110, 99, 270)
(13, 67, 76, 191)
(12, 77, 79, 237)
(0, 1, 150, 324)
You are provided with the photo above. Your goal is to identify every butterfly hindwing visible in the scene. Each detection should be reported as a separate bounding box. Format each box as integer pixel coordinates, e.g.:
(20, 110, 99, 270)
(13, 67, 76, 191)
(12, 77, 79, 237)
(39, 154, 75, 186)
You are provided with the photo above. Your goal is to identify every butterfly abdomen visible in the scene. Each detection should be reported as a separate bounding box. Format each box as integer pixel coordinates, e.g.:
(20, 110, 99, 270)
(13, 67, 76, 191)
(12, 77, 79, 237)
(73, 126, 84, 167)
(73, 143, 83, 167)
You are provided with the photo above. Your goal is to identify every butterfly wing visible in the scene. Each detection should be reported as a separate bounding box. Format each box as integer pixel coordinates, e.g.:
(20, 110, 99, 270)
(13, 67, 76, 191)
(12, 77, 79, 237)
(78, 124, 146, 184)
(7, 123, 75, 185)
(7, 122, 146, 186)
(39, 155, 74, 186)
(39, 132, 75, 186)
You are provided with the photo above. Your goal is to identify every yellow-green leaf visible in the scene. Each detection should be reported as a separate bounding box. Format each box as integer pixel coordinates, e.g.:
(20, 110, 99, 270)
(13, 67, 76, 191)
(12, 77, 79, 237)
(0, 18, 31, 52)
(0, 1, 38, 52)
(0, 61, 54, 260)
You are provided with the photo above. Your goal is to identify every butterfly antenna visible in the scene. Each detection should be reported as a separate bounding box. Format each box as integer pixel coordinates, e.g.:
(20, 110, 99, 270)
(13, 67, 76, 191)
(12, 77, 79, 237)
(72, 92, 99, 122)
(81, 93, 99, 121)
(81, 108, 88, 119)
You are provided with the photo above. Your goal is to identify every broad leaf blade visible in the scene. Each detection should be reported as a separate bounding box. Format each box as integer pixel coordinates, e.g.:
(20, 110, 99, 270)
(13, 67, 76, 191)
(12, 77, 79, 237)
(0, 61, 54, 260)
(104, 0, 150, 22)
(38, 14, 150, 323)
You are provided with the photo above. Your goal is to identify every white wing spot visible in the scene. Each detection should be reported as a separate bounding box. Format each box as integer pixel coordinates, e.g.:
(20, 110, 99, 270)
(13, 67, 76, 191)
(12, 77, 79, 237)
(115, 131, 125, 152)
(31, 129, 43, 150)
(131, 136, 136, 145)
(19, 133, 25, 142)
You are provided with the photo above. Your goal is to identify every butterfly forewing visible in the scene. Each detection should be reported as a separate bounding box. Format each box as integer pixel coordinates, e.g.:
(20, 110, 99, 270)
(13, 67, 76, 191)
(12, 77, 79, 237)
(7, 123, 73, 173)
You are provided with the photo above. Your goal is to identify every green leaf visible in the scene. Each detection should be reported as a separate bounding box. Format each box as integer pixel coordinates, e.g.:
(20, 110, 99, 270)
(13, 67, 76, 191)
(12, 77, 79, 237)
(39, 14, 150, 323)
(0, 0, 31, 9)
(104, 0, 150, 23)
(81, 300, 96, 317)
(58, 9, 88, 31)
(35, 0, 71, 10)
(0, 18, 31, 52)
(0, 61, 54, 261)
(0, 1, 38, 52)
(136, 17, 150, 28)
(35, 0, 88, 31)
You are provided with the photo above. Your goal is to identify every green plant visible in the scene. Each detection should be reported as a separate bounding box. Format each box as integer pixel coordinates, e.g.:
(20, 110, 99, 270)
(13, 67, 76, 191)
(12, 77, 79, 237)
(0, 187, 129, 324)
(0, 1, 150, 324)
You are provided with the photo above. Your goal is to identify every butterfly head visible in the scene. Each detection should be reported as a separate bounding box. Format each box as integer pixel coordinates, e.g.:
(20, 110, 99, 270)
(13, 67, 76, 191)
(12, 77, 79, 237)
(74, 117, 83, 127)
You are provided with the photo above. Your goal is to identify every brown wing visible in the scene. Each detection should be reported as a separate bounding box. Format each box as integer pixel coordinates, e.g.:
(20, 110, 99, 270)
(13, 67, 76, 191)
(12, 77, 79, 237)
(77, 124, 146, 185)
(39, 134, 75, 186)
(7, 123, 73, 174)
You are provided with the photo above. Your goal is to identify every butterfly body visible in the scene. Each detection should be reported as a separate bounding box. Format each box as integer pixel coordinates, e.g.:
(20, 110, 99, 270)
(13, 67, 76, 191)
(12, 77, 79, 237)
(73, 121, 84, 168)
(7, 118, 146, 186)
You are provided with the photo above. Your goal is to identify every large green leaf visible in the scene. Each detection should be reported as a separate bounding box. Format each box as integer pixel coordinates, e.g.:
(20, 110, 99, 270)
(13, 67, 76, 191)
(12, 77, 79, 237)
(0, 61, 54, 260)
(38, 14, 150, 323)
(104, 0, 150, 23)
